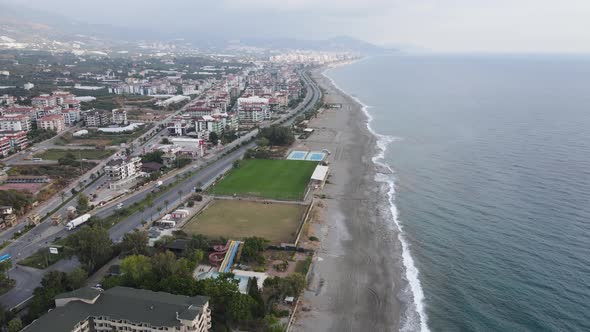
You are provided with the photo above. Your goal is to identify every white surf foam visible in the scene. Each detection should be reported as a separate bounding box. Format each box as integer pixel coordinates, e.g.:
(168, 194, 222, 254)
(323, 68, 430, 332)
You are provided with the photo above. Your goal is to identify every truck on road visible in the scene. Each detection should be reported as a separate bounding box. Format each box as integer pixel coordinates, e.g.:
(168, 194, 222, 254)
(65, 214, 91, 230)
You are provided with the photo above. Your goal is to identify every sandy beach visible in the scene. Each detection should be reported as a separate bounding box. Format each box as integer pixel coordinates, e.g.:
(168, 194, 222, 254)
(291, 68, 405, 331)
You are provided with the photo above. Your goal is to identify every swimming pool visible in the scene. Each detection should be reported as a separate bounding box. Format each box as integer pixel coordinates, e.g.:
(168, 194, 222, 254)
(306, 152, 326, 161)
(287, 151, 308, 160)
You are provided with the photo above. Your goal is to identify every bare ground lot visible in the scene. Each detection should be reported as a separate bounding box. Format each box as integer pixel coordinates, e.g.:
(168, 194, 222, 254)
(183, 200, 307, 244)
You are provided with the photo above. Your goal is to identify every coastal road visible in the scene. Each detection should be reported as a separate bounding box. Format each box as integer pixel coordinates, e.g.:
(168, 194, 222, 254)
(0, 68, 320, 309)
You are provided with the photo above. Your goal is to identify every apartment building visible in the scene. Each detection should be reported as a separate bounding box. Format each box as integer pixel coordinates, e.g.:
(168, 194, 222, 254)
(61, 108, 82, 126)
(112, 109, 128, 125)
(31, 95, 57, 108)
(104, 157, 142, 181)
(84, 110, 111, 127)
(0, 114, 32, 132)
(167, 116, 191, 136)
(0, 95, 15, 106)
(22, 286, 212, 332)
(0, 137, 10, 156)
(0, 131, 29, 151)
(237, 96, 270, 123)
(38, 114, 66, 133)
(195, 115, 224, 139)
(186, 107, 217, 117)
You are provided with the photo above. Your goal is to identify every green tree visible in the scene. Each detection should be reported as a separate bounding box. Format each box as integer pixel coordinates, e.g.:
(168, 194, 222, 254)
(258, 125, 294, 146)
(139, 205, 146, 221)
(141, 150, 164, 164)
(77, 193, 90, 213)
(147, 201, 154, 221)
(247, 277, 265, 318)
(7, 317, 22, 332)
(256, 137, 269, 147)
(151, 251, 179, 279)
(66, 225, 113, 272)
(0, 304, 14, 327)
(209, 131, 219, 145)
(25, 271, 68, 322)
(66, 267, 88, 290)
(189, 234, 210, 251)
(241, 237, 269, 263)
(226, 293, 256, 322)
(121, 231, 149, 256)
(120, 255, 152, 286)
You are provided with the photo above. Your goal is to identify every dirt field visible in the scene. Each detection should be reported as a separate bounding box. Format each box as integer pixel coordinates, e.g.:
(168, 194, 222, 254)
(183, 200, 307, 244)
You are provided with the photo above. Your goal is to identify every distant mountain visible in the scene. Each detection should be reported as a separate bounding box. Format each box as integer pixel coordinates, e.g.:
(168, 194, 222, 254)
(0, 2, 389, 55)
(230, 36, 389, 54)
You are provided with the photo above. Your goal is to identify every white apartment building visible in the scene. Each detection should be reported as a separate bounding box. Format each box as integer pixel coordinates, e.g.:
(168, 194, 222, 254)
(21, 286, 212, 332)
(0, 114, 32, 132)
(237, 96, 270, 123)
(61, 108, 81, 126)
(195, 115, 224, 139)
(104, 156, 142, 181)
(182, 84, 197, 95)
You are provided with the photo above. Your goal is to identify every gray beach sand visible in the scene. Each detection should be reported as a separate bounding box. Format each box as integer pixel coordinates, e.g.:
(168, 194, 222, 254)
(291, 69, 404, 331)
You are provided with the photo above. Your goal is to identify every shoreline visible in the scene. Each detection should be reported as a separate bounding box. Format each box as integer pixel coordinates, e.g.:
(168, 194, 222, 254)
(322, 62, 429, 332)
(291, 67, 406, 331)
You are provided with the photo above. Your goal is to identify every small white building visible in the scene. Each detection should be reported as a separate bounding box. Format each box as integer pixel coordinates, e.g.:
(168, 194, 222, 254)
(311, 165, 329, 188)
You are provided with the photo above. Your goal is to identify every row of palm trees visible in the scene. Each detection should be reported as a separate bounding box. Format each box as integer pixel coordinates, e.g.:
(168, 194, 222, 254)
(139, 189, 186, 224)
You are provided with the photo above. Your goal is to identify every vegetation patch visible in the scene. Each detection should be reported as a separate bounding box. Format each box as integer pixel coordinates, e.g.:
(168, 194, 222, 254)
(33, 149, 115, 160)
(17, 248, 67, 269)
(183, 200, 306, 244)
(211, 159, 316, 200)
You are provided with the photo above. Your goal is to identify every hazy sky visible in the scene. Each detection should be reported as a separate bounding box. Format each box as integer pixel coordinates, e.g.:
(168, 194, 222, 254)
(7, 0, 590, 53)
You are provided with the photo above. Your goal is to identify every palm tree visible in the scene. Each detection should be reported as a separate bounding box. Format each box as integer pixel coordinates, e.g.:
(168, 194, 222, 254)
(59, 191, 66, 203)
(139, 206, 146, 220)
(147, 201, 154, 221)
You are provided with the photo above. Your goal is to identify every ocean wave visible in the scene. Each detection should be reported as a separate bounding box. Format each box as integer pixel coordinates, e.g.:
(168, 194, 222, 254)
(322, 69, 430, 332)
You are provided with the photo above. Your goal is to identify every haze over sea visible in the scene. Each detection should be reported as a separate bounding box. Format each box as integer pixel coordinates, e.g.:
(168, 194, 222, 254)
(326, 55, 590, 331)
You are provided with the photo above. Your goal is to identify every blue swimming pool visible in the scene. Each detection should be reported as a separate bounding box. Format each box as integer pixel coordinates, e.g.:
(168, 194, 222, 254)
(306, 152, 326, 161)
(287, 151, 308, 160)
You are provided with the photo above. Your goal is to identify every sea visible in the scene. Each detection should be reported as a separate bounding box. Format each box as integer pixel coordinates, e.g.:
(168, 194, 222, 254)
(325, 54, 590, 332)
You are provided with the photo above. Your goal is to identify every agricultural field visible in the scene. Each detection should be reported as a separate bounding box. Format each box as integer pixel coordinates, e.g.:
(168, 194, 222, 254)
(211, 159, 317, 200)
(33, 149, 115, 160)
(183, 200, 307, 244)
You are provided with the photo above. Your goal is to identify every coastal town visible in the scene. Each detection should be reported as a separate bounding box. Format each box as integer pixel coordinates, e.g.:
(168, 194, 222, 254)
(0, 47, 360, 332)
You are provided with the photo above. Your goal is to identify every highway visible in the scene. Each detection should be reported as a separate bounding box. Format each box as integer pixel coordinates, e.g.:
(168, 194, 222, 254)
(0, 69, 321, 310)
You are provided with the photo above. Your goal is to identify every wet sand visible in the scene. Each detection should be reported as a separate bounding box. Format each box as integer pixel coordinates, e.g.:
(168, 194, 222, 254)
(292, 68, 404, 331)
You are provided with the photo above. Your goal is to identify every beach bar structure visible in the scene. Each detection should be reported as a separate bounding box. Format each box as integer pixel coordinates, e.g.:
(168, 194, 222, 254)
(311, 165, 329, 189)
